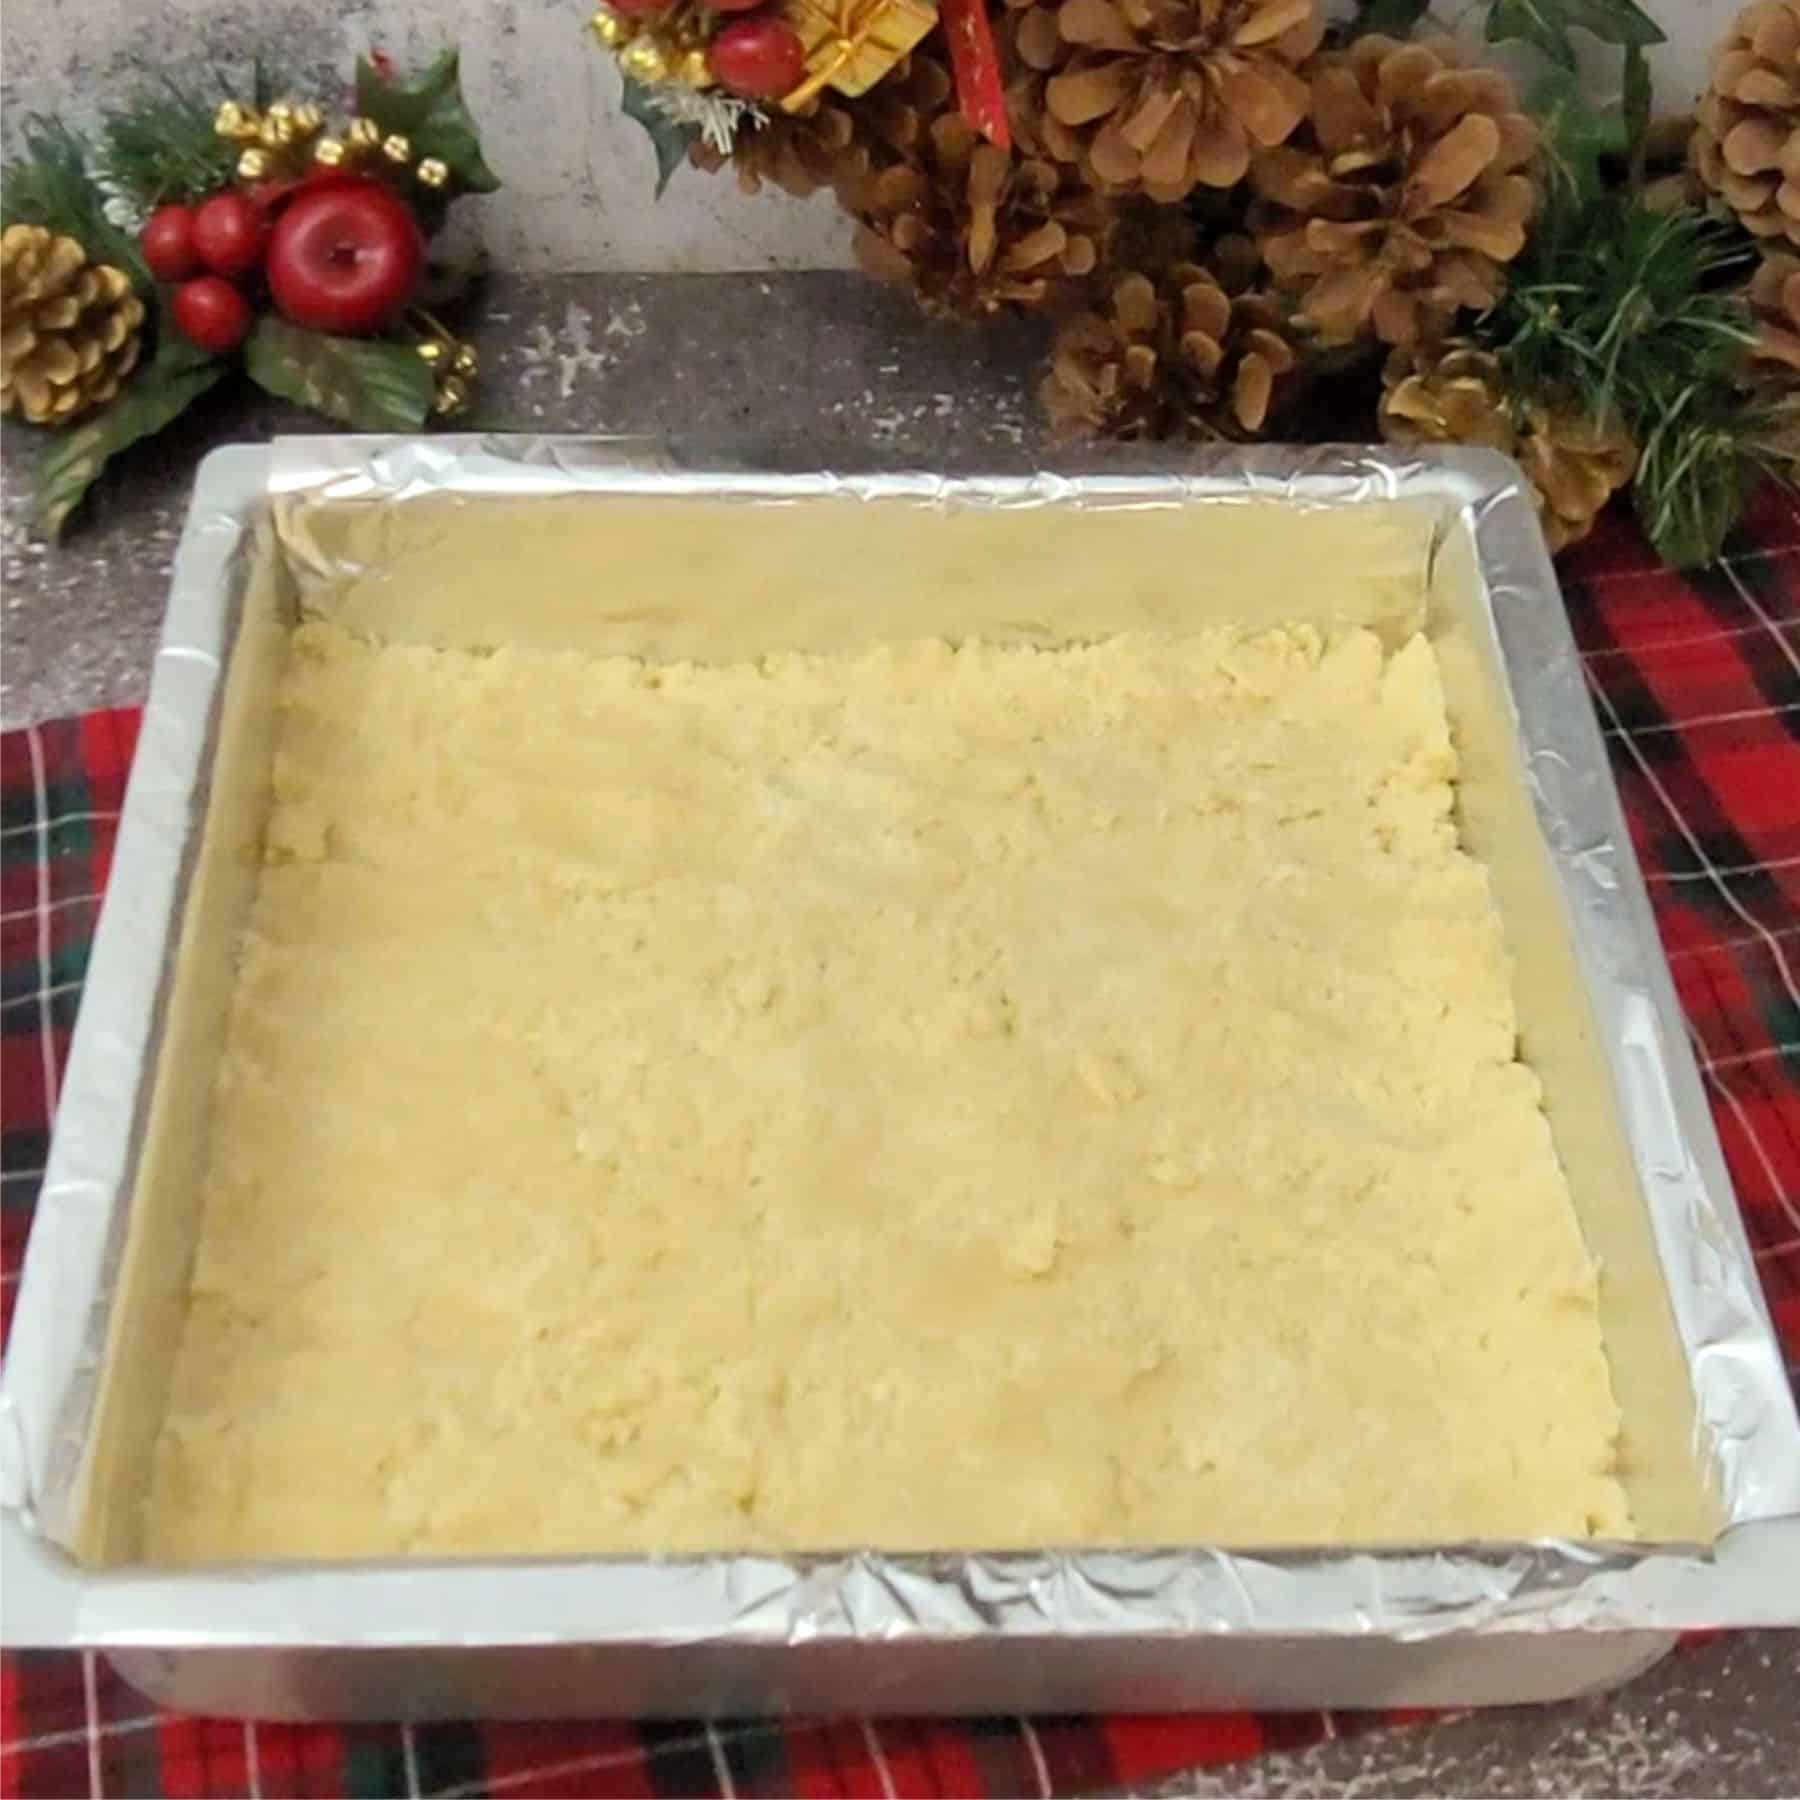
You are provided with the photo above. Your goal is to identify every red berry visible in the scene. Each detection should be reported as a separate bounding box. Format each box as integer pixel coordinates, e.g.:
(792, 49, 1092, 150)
(265, 178, 425, 335)
(141, 205, 199, 282)
(604, 0, 674, 14)
(192, 191, 268, 278)
(172, 276, 253, 354)
(708, 16, 806, 99)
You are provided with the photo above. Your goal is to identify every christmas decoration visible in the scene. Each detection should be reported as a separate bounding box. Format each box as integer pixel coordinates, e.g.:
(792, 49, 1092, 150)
(0, 50, 495, 537)
(711, 16, 812, 97)
(266, 180, 427, 333)
(171, 273, 253, 354)
(1248, 32, 1539, 348)
(782, 0, 941, 107)
(1692, 0, 1799, 249)
(1008, 0, 1324, 204)
(1042, 243, 1297, 439)
(140, 204, 202, 281)
(0, 224, 145, 425)
(1378, 343, 1637, 552)
(190, 190, 268, 278)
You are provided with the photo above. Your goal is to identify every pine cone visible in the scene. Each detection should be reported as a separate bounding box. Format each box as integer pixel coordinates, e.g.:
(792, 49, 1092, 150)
(692, 99, 868, 201)
(1379, 345, 1637, 553)
(1004, 0, 1325, 204)
(1749, 249, 1800, 372)
(848, 54, 1115, 317)
(1248, 34, 1537, 348)
(0, 224, 145, 427)
(1692, 0, 1800, 249)
(1042, 244, 1299, 438)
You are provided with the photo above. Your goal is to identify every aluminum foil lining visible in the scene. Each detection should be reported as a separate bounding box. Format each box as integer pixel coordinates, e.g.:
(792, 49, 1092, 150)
(4, 436, 1798, 1652)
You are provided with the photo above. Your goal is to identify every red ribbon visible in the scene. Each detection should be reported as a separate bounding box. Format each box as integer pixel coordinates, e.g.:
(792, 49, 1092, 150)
(940, 0, 1011, 150)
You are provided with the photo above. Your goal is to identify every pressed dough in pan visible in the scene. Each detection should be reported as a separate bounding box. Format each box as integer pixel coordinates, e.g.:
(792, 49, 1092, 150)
(146, 620, 1630, 1559)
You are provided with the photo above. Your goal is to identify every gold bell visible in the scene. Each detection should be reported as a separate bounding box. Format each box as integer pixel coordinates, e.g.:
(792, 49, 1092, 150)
(313, 137, 347, 168)
(678, 48, 714, 89)
(416, 157, 450, 189)
(453, 343, 479, 378)
(619, 37, 669, 83)
(417, 338, 447, 367)
(434, 374, 470, 416)
(590, 9, 636, 48)
(291, 102, 325, 137)
(382, 133, 413, 165)
(215, 100, 260, 141)
(258, 113, 296, 148)
(237, 147, 272, 181)
(347, 116, 384, 150)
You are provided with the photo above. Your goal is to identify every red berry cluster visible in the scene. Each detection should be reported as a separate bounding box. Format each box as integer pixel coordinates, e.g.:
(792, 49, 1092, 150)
(142, 176, 426, 355)
(614, 0, 806, 101)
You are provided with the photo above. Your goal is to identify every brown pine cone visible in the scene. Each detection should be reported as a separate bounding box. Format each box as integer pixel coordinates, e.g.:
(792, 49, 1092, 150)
(1692, 0, 1800, 249)
(1379, 345, 1637, 553)
(1749, 249, 1800, 370)
(848, 54, 1115, 318)
(1042, 247, 1299, 438)
(1248, 34, 1537, 348)
(1003, 0, 1325, 203)
(690, 99, 867, 201)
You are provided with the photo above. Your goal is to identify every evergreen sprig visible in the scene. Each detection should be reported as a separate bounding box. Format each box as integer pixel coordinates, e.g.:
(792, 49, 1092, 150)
(1475, 194, 1779, 565)
(0, 115, 147, 284)
(96, 64, 290, 212)
(98, 83, 239, 211)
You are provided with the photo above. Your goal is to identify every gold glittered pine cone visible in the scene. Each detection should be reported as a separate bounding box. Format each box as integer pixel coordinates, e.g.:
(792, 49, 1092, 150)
(1248, 34, 1537, 349)
(846, 54, 1116, 318)
(1004, 0, 1325, 203)
(1692, 0, 1800, 249)
(0, 224, 145, 427)
(692, 97, 868, 201)
(1380, 344, 1637, 553)
(1042, 244, 1299, 439)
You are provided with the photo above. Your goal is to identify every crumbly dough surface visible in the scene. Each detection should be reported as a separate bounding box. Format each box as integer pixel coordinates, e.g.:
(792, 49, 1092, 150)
(147, 621, 1630, 1560)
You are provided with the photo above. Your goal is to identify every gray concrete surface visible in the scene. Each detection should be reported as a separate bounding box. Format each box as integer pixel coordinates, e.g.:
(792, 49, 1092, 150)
(4, 271, 1797, 1795)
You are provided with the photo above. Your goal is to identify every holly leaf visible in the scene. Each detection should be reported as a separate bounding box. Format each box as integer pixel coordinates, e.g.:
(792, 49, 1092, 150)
(1347, 0, 1434, 34)
(1487, 0, 1664, 68)
(354, 49, 500, 194)
(242, 317, 435, 430)
(620, 75, 696, 199)
(35, 324, 225, 540)
(1532, 64, 1628, 208)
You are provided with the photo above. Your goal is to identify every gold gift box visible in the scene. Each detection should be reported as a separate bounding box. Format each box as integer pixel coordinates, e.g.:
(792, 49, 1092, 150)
(780, 0, 939, 111)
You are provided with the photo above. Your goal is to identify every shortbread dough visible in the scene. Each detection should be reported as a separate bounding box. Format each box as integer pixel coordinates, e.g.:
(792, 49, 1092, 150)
(146, 620, 1630, 1560)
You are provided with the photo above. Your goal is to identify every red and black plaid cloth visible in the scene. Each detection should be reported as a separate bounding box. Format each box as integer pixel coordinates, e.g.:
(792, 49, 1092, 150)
(4, 489, 1798, 1798)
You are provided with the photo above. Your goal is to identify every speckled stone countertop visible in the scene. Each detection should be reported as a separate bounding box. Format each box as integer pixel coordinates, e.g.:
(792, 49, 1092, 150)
(3, 272, 1796, 1795)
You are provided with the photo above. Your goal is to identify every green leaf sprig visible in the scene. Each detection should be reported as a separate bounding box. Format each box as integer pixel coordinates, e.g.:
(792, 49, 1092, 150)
(36, 332, 227, 539)
(242, 317, 437, 430)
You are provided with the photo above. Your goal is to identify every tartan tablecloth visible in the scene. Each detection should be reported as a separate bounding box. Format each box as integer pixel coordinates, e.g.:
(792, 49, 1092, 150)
(4, 487, 1798, 1798)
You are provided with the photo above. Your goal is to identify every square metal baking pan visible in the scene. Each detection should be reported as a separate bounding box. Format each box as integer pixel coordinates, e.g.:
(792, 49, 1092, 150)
(3, 438, 1798, 1720)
